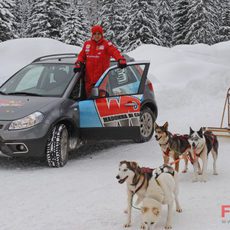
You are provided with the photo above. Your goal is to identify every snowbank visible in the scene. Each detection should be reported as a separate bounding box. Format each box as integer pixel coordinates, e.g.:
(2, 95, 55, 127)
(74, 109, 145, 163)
(0, 38, 79, 82)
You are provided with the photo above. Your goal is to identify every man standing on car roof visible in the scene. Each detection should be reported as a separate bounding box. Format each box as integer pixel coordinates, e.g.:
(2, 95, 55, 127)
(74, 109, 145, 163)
(74, 25, 127, 97)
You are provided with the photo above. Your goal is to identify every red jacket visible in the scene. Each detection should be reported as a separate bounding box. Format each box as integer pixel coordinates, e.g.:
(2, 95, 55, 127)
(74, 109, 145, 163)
(76, 38, 124, 85)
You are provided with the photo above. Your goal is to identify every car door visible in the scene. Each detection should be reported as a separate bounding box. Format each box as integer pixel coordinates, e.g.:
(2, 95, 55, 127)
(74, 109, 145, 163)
(79, 62, 150, 140)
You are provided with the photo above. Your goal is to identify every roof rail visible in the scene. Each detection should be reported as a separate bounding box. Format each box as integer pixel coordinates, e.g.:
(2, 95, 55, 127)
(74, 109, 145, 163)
(32, 53, 78, 63)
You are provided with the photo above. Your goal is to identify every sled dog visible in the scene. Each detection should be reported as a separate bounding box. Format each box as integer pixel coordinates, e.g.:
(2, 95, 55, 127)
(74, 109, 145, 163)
(116, 161, 182, 228)
(154, 122, 190, 173)
(188, 127, 218, 182)
(140, 168, 182, 230)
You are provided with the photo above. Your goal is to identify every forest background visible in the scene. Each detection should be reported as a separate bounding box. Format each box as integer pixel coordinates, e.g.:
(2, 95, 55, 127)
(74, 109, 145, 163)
(1, 0, 230, 52)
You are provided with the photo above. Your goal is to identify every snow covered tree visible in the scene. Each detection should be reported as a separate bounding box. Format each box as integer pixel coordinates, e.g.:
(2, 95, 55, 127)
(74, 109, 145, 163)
(98, 0, 126, 48)
(0, 0, 15, 42)
(157, 0, 173, 47)
(116, 0, 133, 51)
(83, 0, 102, 24)
(27, 0, 70, 40)
(13, 0, 32, 38)
(172, 0, 190, 45)
(98, 0, 115, 40)
(61, 1, 90, 46)
(120, 0, 161, 52)
(184, 0, 219, 45)
(219, 0, 230, 42)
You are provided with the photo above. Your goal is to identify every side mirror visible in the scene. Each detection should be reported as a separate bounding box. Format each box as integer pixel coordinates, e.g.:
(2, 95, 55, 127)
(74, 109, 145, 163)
(91, 87, 99, 98)
(91, 87, 109, 98)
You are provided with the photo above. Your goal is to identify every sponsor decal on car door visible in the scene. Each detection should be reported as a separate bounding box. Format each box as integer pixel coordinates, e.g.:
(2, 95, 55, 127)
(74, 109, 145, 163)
(79, 62, 149, 131)
(94, 95, 141, 127)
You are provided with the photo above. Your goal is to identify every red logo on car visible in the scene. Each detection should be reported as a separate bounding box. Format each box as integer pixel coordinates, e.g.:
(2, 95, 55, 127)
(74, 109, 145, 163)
(95, 96, 140, 117)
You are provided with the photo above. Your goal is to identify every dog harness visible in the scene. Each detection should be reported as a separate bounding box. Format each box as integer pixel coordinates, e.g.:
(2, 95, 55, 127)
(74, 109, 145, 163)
(190, 131, 217, 162)
(132, 165, 175, 194)
(130, 165, 175, 211)
(153, 165, 175, 179)
(161, 133, 190, 156)
(163, 147, 170, 156)
(172, 133, 190, 153)
(159, 138, 170, 157)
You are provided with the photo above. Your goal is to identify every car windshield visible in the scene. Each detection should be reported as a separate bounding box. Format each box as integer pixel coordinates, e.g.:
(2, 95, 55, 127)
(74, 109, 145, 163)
(0, 63, 75, 97)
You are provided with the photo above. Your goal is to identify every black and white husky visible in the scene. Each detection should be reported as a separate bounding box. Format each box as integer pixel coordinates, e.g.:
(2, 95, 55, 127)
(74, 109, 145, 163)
(188, 127, 218, 182)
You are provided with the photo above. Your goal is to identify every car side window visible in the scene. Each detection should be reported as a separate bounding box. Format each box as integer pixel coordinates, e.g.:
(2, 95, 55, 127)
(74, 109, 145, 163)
(98, 64, 145, 96)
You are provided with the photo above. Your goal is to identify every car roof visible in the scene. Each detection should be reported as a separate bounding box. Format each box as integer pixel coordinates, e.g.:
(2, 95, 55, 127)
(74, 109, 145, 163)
(32, 53, 135, 64)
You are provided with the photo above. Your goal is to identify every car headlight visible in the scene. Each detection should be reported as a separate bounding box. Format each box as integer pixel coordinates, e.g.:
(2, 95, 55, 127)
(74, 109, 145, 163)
(9, 112, 44, 130)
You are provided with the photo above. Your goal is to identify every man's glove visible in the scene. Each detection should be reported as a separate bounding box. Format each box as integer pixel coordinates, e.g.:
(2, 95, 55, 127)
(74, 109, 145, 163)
(74, 61, 83, 73)
(118, 58, 127, 69)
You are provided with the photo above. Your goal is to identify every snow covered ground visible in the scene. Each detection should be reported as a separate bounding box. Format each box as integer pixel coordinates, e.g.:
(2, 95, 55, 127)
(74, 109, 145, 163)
(0, 38, 230, 230)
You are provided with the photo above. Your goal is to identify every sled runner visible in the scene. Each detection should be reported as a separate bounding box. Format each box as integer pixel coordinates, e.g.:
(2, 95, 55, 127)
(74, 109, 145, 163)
(205, 87, 230, 137)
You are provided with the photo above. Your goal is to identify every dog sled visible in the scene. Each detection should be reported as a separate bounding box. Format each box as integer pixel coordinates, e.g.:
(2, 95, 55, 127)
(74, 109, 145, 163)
(205, 87, 230, 137)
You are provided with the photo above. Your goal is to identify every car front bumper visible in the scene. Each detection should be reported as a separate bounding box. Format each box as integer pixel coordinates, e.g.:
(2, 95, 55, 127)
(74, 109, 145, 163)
(0, 121, 50, 158)
(0, 135, 49, 157)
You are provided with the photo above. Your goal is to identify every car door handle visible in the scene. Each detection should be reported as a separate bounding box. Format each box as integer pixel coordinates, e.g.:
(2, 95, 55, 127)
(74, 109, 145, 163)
(125, 102, 137, 107)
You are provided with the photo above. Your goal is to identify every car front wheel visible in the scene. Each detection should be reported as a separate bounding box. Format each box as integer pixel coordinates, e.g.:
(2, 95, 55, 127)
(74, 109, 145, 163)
(46, 124, 69, 167)
(135, 107, 155, 143)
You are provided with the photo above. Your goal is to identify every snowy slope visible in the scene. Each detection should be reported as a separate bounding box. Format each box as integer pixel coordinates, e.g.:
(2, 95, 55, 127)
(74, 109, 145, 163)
(0, 38, 230, 230)
(0, 38, 80, 82)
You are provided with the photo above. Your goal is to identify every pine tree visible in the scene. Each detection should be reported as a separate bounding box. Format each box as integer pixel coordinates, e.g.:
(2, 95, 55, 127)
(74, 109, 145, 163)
(207, 0, 220, 43)
(172, 0, 190, 45)
(61, 1, 89, 46)
(83, 0, 102, 25)
(27, 0, 69, 40)
(184, 0, 219, 45)
(99, 0, 126, 48)
(115, 0, 132, 49)
(0, 0, 15, 42)
(120, 0, 161, 52)
(219, 0, 230, 42)
(98, 0, 115, 40)
(13, 0, 32, 38)
(157, 0, 173, 47)
(117, 0, 132, 51)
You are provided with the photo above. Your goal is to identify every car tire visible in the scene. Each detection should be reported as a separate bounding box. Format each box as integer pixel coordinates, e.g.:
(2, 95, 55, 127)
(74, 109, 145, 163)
(46, 124, 69, 167)
(135, 107, 155, 143)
